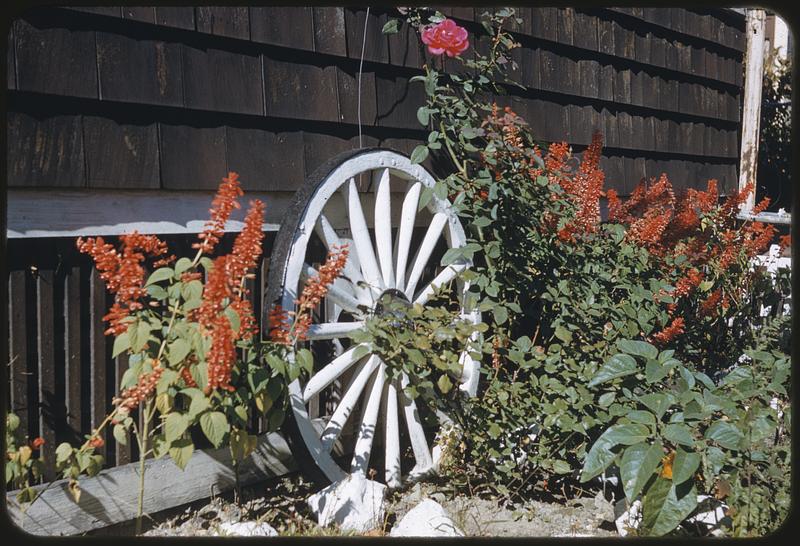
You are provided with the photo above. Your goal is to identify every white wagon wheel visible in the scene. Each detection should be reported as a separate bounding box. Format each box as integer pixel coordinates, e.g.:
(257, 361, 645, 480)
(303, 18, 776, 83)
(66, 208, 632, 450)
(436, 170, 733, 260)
(265, 148, 480, 487)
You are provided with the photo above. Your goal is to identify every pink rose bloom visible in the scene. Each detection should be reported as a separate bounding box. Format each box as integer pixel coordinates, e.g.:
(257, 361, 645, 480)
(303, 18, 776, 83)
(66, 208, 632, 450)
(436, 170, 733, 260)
(421, 18, 469, 57)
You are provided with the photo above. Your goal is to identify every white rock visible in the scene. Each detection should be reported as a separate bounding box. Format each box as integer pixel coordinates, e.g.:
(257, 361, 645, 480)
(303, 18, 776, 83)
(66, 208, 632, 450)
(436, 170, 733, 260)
(614, 499, 642, 537)
(307, 474, 387, 533)
(217, 521, 278, 536)
(389, 499, 465, 537)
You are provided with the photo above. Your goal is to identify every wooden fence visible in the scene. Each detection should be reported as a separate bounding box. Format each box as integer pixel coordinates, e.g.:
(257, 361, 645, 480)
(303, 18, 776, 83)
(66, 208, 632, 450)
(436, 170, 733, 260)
(5, 234, 272, 481)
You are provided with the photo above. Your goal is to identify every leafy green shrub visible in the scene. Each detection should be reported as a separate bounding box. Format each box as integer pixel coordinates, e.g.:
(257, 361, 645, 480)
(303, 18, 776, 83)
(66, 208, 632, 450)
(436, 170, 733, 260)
(381, 7, 791, 536)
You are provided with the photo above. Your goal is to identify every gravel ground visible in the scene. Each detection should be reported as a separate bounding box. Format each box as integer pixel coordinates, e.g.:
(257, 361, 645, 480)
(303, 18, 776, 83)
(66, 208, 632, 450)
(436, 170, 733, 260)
(134, 474, 618, 537)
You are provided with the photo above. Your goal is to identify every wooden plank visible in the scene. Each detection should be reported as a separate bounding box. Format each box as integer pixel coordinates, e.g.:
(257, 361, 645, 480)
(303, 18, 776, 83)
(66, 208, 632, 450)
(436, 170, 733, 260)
(195, 7, 250, 40)
(70, 7, 121, 17)
(691, 44, 706, 76)
(630, 114, 644, 149)
(664, 38, 679, 70)
(114, 352, 132, 466)
(556, 7, 574, 45)
(13, 18, 97, 98)
(6, 419, 349, 536)
(36, 268, 57, 481)
(7, 22, 16, 89)
(155, 7, 195, 30)
(667, 119, 681, 154)
(96, 32, 183, 106)
(654, 117, 670, 152)
(225, 128, 305, 192)
(597, 17, 615, 56)
(263, 56, 338, 122)
(634, 31, 651, 65)
(678, 42, 692, 73)
(598, 62, 614, 102)
(5, 190, 285, 238)
(250, 7, 314, 50)
(122, 6, 155, 24)
(601, 108, 618, 148)
(629, 69, 643, 106)
(539, 48, 559, 92)
(642, 116, 655, 151)
(386, 18, 423, 69)
(302, 131, 353, 178)
(641, 72, 659, 109)
(6, 112, 86, 189)
(615, 68, 631, 104)
(313, 7, 348, 57)
(89, 268, 110, 463)
(573, 10, 598, 50)
(83, 116, 160, 190)
(650, 36, 666, 68)
(531, 7, 558, 41)
(64, 263, 83, 438)
(579, 59, 599, 99)
(616, 111, 633, 149)
(344, 8, 390, 64)
(522, 46, 541, 89)
(159, 124, 227, 190)
(336, 66, 377, 126)
(8, 270, 31, 432)
(375, 74, 426, 130)
(182, 45, 263, 115)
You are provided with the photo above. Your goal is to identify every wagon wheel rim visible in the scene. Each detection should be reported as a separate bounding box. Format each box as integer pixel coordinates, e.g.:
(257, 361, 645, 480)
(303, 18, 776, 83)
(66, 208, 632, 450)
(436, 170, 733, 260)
(272, 149, 480, 487)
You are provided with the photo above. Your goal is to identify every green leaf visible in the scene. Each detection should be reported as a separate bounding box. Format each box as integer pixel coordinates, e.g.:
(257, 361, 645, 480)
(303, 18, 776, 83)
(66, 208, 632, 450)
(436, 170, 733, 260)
(164, 412, 189, 443)
(581, 426, 622, 482)
(169, 438, 194, 470)
(174, 257, 193, 277)
(225, 306, 241, 335)
(441, 247, 464, 266)
(152, 435, 169, 459)
(663, 424, 694, 447)
(616, 339, 658, 360)
(167, 339, 191, 366)
(437, 374, 453, 394)
(112, 332, 131, 358)
(156, 369, 178, 395)
(381, 18, 399, 34)
(56, 442, 73, 464)
(671, 448, 700, 484)
(296, 349, 314, 375)
(704, 421, 743, 450)
(641, 478, 698, 536)
(552, 460, 572, 474)
(620, 441, 663, 501)
(588, 354, 637, 387)
(554, 325, 572, 343)
(410, 145, 429, 164)
(417, 106, 430, 126)
(638, 393, 673, 421)
(200, 411, 230, 448)
(113, 424, 128, 446)
(627, 410, 656, 426)
(188, 395, 210, 420)
(145, 267, 174, 287)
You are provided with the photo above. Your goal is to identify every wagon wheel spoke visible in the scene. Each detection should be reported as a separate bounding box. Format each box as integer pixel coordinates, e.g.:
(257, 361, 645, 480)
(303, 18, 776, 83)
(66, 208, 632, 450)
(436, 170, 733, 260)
(316, 214, 372, 305)
(394, 181, 422, 291)
(398, 373, 434, 473)
(342, 178, 384, 294)
(351, 362, 387, 476)
(404, 212, 448, 298)
(413, 263, 469, 305)
(302, 344, 369, 403)
(373, 168, 396, 289)
(384, 380, 402, 488)
(305, 321, 364, 340)
(320, 356, 381, 452)
(302, 263, 363, 315)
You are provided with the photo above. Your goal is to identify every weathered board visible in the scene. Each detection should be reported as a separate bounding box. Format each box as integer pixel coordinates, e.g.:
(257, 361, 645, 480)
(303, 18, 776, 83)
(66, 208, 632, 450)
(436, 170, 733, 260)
(6, 420, 348, 536)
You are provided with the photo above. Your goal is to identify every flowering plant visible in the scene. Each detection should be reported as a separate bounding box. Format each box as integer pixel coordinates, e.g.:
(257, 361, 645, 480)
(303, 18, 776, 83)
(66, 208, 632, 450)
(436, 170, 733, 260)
(386, 7, 790, 536)
(53, 173, 331, 533)
(5, 412, 46, 506)
(421, 18, 470, 57)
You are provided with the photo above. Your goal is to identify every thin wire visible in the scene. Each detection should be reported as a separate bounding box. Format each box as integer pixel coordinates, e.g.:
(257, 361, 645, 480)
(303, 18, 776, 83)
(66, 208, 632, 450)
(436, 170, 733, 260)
(357, 7, 370, 149)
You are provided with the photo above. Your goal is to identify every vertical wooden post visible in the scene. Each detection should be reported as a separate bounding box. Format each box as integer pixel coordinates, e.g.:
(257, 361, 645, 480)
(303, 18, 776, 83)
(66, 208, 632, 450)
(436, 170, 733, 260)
(738, 8, 766, 214)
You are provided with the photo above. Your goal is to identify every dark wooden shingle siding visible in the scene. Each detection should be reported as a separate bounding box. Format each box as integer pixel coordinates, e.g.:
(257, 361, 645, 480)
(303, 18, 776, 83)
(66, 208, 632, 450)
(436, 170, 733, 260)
(7, 6, 745, 195)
